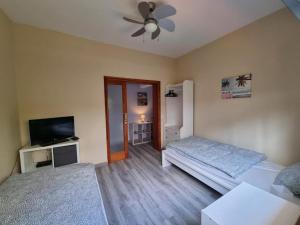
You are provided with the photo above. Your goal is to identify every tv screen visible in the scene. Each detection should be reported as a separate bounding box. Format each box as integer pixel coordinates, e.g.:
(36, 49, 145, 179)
(29, 116, 75, 146)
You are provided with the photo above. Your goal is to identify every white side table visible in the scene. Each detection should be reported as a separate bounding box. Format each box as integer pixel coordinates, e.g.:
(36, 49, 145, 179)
(202, 182, 300, 225)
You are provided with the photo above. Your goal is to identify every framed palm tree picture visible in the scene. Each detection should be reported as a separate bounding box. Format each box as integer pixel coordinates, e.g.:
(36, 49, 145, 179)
(221, 73, 252, 99)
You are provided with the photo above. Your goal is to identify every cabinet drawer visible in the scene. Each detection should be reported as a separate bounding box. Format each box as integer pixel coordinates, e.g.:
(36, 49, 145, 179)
(166, 131, 180, 137)
(53, 144, 78, 167)
(165, 130, 180, 139)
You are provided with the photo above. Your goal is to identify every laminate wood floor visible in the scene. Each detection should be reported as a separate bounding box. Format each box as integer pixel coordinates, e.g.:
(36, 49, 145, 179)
(96, 144, 221, 225)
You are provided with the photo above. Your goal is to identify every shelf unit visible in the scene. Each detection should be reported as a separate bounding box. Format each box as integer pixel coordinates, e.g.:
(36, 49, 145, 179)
(165, 80, 194, 145)
(19, 140, 80, 173)
(129, 122, 152, 145)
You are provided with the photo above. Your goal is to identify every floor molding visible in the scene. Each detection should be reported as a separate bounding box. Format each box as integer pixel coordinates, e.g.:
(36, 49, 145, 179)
(94, 162, 108, 168)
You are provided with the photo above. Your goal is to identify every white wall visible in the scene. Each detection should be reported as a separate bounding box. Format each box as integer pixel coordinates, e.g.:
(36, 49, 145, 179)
(127, 83, 153, 124)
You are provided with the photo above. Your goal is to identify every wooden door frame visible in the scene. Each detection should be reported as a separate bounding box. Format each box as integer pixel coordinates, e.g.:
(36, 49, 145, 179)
(104, 76, 161, 163)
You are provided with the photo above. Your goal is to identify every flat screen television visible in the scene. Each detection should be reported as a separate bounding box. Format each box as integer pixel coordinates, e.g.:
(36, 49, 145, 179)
(29, 116, 75, 146)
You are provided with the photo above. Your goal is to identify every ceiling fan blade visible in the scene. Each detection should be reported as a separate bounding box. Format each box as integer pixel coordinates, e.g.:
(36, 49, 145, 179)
(153, 4, 176, 20)
(131, 27, 146, 37)
(152, 26, 160, 40)
(138, 1, 150, 19)
(123, 17, 144, 25)
(158, 18, 175, 32)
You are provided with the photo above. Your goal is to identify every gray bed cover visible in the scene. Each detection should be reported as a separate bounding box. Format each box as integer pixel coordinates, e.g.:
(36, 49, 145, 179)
(167, 136, 267, 178)
(0, 163, 108, 225)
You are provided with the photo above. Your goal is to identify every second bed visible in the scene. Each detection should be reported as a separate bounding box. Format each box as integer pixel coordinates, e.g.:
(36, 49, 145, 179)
(162, 136, 300, 206)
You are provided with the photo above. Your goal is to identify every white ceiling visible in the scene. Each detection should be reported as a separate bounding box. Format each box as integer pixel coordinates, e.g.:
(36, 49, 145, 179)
(0, 0, 285, 58)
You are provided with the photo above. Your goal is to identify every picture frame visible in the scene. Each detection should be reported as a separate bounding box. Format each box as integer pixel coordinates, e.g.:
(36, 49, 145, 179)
(221, 74, 252, 99)
(137, 92, 148, 106)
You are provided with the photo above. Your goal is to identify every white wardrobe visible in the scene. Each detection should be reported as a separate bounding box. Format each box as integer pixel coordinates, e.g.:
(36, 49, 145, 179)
(164, 80, 194, 145)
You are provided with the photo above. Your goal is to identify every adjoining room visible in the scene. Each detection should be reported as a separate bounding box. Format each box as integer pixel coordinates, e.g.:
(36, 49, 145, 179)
(105, 77, 160, 163)
(127, 83, 153, 146)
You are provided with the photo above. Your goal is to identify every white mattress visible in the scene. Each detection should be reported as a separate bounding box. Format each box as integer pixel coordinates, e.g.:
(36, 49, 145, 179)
(165, 148, 300, 206)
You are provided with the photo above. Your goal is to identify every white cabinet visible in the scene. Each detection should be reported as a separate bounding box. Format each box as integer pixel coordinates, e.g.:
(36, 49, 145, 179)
(129, 122, 152, 145)
(165, 80, 194, 145)
(202, 182, 300, 225)
(19, 140, 80, 173)
(164, 125, 180, 145)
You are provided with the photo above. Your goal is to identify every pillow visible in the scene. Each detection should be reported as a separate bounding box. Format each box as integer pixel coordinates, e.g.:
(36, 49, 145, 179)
(274, 162, 300, 197)
(271, 184, 300, 206)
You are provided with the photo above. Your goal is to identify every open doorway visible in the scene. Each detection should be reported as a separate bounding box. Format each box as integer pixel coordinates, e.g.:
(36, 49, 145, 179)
(127, 83, 153, 146)
(104, 76, 161, 163)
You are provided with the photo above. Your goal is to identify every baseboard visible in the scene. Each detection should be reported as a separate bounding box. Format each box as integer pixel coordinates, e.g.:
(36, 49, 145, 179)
(94, 162, 108, 168)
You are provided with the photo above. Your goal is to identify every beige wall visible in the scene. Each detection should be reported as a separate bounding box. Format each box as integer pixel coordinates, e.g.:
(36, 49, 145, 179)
(0, 10, 20, 183)
(176, 9, 300, 166)
(14, 24, 176, 164)
(4, 7, 299, 170)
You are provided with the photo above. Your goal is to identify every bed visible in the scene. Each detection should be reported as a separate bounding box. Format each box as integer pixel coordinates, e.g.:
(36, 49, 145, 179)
(0, 163, 108, 225)
(162, 136, 300, 206)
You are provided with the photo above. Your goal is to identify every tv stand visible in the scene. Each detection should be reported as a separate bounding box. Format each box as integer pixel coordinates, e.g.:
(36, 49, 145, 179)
(20, 140, 80, 173)
(40, 138, 69, 147)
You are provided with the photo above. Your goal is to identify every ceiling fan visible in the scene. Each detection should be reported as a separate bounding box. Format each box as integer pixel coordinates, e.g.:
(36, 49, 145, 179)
(123, 1, 176, 40)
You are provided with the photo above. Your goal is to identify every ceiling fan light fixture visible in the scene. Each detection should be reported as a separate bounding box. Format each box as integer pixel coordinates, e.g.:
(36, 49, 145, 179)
(145, 21, 158, 33)
(124, 1, 176, 38)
